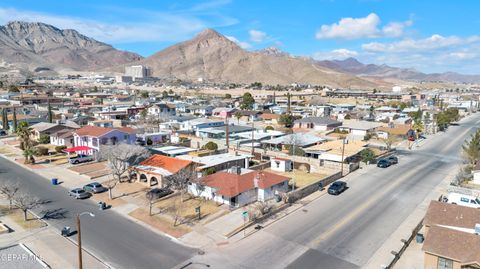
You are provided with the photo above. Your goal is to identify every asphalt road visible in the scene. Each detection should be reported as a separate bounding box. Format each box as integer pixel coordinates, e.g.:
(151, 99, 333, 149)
(190, 113, 480, 269)
(0, 156, 195, 269)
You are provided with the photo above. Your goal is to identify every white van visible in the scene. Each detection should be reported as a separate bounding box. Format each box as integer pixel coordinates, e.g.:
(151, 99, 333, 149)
(446, 193, 480, 209)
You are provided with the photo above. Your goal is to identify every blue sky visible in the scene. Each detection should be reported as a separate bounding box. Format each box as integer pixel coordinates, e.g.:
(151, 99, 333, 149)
(1, 0, 480, 74)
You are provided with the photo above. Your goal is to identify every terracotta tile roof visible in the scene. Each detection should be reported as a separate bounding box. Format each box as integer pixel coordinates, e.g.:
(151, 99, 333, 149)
(261, 113, 280, 120)
(377, 124, 412, 136)
(199, 170, 290, 197)
(74, 126, 136, 137)
(140, 155, 193, 174)
(423, 200, 480, 229)
(422, 225, 480, 265)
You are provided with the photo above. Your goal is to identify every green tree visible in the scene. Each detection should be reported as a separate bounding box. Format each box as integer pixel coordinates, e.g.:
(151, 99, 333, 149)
(12, 107, 17, 132)
(8, 85, 19, 93)
(1, 108, 7, 130)
(162, 90, 169, 99)
(38, 134, 50, 144)
(47, 103, 53, 123)
(240, 92, 255, 110)
(16, 122, 33, 150)
(360, 149, 375, 164)
(22, 147, 38, 164)
(203, 167, 216, 176)
(264, 125, 274, 131)
(462, 129, 480, 165)
(279, 114, 295, 128)
(225, 93, 232, 99)
(140, 91, 149, 98)
(234, 111, 242, 124)
(202, 141, 218, 151)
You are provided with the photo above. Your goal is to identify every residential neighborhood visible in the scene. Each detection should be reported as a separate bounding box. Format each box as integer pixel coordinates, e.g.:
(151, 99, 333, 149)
(1, 2, 480, 269)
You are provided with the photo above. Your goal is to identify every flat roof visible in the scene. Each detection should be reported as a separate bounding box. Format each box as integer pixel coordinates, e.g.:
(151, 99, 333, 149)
(151, 146, 196, 155)
(0, 244, 48, 269)
(178, 153, 250, 169)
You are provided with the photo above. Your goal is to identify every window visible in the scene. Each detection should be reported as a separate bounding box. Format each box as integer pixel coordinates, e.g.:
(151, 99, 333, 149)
(437, 257, 453, 269)
(460, 197, 469, 203)
(471, 199, 478, 204)
(275, 161, 280, 168)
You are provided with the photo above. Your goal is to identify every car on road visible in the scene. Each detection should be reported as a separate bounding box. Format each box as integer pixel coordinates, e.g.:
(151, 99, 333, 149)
(377, 159, 391, 168)
(328, 181, 347, 195)
(146, 187, 173, 200)
(0, 130, 7, 136)
(68, 188, 91, 199)
(83, 182, 107, 193)
(445, 192, 480, 208)
(387, 156, 398, 165)
(69, 154, 94, 164)
(408, 136, 416, 141)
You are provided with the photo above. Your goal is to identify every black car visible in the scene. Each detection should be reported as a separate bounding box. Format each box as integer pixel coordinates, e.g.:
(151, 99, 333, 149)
(0, 130, 6, 136)
(328, 181, 347, 195)
(387, 156, 398, 165)
(377, 159, 391, 168)
(146, 188, 173, 200)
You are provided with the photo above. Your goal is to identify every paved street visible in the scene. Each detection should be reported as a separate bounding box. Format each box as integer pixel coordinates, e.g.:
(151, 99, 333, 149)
(188, 113, 480, 269)
(0, 157, 195, 269)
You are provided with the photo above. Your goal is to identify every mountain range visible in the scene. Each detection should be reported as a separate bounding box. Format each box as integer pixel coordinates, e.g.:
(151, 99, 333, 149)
(0, 21, 479, 86)
(315, 57, 480, 84)
(0, 21, 142, 73)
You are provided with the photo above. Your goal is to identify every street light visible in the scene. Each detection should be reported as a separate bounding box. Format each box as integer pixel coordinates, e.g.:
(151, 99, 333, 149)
(77, 212, 95, 269)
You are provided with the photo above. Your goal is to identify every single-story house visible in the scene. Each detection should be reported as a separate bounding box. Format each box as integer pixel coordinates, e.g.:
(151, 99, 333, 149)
(339, 120, 383, 139)
(293, 117, 342, 131)
(261, 133, 325, 152)
(422, 201, 480, 269)
(72, 126, 136, 155)
(30, 121, 80, 142)
(212, 107, 237, 118)
(188, 169, 290, 207)
(132, 154, 198, 187)
(178, 153, 251, 176)
(197, 124, 255, 139)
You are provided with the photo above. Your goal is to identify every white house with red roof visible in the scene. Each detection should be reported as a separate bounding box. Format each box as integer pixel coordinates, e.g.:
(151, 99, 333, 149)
(71, 126, 136, 155)
(188, 169, 290, 207)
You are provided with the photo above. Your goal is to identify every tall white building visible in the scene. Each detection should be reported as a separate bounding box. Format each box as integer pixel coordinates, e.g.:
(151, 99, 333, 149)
(125, 65, 151, 79)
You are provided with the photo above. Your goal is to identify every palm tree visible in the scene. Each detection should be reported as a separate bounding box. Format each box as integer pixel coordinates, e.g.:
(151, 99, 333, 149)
(412, 119, 424, 135)
(16, 122, 33, 150)
(234, 111, 242, 124)
(22, 147, 37, 164)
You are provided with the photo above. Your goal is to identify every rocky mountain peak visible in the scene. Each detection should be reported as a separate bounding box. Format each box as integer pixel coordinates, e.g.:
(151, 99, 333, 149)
(257, 47, 289, 57)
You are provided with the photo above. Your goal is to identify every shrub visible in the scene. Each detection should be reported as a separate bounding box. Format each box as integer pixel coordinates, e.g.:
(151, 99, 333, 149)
(265, 125, 274, 131)
(202, 141, 218, 151)
(35, 146, 49, 156)
(55, 145, 67, 153)
(38, 134, 51, 144)
(146, 137, 153, 146)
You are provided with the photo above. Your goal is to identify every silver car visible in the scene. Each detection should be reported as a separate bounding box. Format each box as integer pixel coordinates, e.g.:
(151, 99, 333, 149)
(68, 188, 91, 199)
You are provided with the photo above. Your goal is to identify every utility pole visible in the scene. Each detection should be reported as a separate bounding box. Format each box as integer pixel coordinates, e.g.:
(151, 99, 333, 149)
(76, 215, 82, 269)
(76, 212, 94, 269)
(340, 138, 346, 176)
(251, 121, 255, 156)
(225, 117, 229, 153)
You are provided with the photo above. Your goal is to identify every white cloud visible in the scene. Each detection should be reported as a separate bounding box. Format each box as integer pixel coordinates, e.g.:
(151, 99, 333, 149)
(226, 36, 251, 49)
(313, 49, 358, 60)
(358, 34, 480, 73)
(0, 6, 236, 44)
(362, 34, 480, 52)
(249, 30, 267, 42)
(315, 13, 412, 40)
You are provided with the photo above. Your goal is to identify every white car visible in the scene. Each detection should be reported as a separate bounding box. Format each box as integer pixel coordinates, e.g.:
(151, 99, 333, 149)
(446, 193, 480, 209)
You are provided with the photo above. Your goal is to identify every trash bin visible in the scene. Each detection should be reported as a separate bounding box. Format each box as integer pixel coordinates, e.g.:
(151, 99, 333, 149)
(61, 226, 70, 237)
(98, 201, 106, 210)
(416, 233, 424, 243)
(51, 178, 58, 185)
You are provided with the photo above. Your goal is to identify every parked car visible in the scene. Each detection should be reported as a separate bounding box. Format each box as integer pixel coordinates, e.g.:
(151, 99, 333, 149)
(387, 156, 398, 165)
(68, 188, 91, 199)
(83, 182, 107, 193)
(328, 181, 347, 195)
(135, 138, 146, 146)
(408, 136, 416, 141)
(445, 193, 480, 209)
(377, 159, 391, 168)
(69, 154, 94, 164)
(0, 130, 7, 136)
(146, 188, 173, 200)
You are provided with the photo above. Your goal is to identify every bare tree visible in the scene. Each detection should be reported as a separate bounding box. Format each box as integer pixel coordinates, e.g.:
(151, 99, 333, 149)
(0, 181, 20, 210)
(165, 166, 196, 202)
(382, 135, 398, 151)
(14, 193, 41, 221)
(100, 144, 150, 199)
